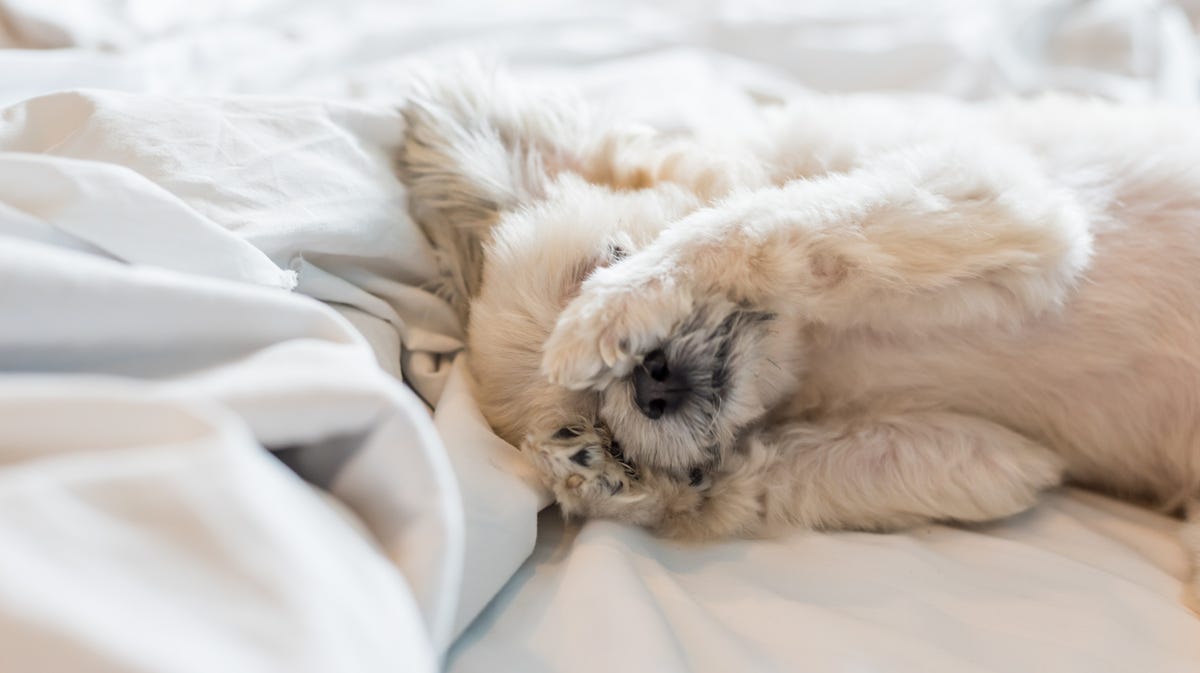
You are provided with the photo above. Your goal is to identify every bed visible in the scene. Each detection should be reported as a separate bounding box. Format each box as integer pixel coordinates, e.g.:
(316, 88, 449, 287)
(2, 1, 1199, 671)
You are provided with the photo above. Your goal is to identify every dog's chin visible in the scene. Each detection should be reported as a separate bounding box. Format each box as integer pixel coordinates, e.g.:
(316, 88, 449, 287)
(597, 302, 788, 473)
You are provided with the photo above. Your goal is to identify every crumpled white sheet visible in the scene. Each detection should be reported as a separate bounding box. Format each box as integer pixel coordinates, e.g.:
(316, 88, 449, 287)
(3, 1, 1200, 672)
(0, 88, 506, 672)
(0, 377, 442, 673)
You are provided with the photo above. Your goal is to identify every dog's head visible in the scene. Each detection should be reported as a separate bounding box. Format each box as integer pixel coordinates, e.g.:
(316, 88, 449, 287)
(398, 69, 798, 474)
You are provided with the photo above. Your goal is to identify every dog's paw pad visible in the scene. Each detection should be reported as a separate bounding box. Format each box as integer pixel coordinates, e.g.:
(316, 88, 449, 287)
(522, 426, 640, 518)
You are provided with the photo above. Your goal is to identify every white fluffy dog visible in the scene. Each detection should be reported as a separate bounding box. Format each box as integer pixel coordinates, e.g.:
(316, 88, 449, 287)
(397, 69, 1200, 603)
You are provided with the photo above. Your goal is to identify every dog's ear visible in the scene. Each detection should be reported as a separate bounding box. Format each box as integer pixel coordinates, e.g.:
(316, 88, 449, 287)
(397, 66, 589, 323)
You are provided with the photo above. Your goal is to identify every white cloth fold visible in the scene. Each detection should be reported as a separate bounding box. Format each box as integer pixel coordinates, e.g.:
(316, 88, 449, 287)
(0, 87, 477, 671)
(0, 381, 440, 673)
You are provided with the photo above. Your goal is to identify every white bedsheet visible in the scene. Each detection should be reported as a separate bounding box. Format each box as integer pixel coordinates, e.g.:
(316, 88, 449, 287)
(2, 1, 1199, 672)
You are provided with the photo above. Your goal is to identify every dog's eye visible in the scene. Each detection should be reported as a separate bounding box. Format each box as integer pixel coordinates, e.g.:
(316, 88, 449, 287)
(552, 427, 582, 440)
(606, 243, 627, 262)
(688, 467, 705, 487)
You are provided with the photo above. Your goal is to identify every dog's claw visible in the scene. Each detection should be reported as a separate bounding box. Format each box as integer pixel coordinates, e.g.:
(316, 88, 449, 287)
(599, 339, 622, 369)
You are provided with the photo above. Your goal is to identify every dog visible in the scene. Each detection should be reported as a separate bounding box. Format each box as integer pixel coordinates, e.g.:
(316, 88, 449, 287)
(396, 67, 1200, 602)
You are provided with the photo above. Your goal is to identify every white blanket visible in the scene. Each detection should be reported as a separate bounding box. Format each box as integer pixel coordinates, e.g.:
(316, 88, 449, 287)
(2, 1, 1199, 672)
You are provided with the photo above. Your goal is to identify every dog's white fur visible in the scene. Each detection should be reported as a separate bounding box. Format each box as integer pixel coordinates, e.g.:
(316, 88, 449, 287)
(397, 67, 1200, 604)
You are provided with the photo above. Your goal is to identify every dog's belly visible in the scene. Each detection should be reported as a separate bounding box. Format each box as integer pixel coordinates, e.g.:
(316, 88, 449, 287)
(801, 210, 1200, 504)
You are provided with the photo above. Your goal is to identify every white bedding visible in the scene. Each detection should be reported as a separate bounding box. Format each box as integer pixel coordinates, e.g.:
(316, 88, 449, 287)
(2, 1, 1200, 672)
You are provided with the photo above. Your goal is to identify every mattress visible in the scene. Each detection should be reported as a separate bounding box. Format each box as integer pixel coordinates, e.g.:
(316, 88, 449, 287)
(1, 1, 1198, 671)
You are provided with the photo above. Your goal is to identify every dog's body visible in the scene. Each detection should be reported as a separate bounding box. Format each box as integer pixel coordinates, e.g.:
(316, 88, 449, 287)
(398, 70, 1200, 601)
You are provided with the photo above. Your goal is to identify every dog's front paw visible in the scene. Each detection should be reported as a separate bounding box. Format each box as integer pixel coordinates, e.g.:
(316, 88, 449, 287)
(523, 425, 646, 521)
(541, 264, 693, 390)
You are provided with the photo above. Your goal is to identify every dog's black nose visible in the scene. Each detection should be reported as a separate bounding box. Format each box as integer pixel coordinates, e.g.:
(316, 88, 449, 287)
(633, 349, 688, 419)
